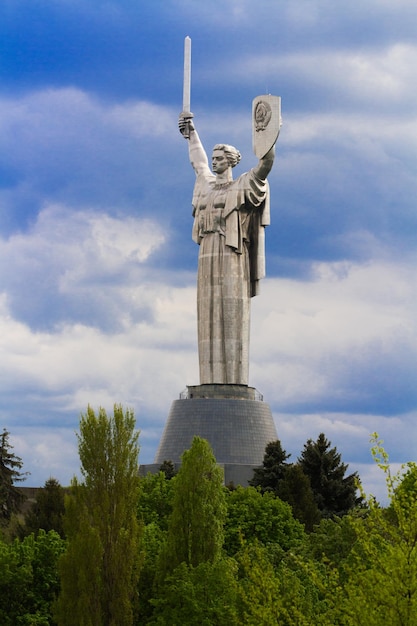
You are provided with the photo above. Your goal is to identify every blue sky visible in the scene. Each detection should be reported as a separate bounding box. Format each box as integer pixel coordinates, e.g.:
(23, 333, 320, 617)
(1, 0, 416, 501)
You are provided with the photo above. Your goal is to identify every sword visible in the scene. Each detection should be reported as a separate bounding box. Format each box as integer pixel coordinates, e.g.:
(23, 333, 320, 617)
(181, 36, 193, 138)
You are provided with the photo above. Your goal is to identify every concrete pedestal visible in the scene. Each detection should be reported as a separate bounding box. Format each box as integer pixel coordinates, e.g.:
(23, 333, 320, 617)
(141, 384, 277, 486)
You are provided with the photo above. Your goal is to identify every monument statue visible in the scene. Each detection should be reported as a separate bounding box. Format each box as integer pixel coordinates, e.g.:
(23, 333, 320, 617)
(148, 38, 281, 476)
(178, 38, 281, 387)
(179, 116, 275, 385)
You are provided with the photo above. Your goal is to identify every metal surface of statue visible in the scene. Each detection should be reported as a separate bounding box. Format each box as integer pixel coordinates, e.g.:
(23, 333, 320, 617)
(144, 38, 282, 483)
(179, 50, 281, 385)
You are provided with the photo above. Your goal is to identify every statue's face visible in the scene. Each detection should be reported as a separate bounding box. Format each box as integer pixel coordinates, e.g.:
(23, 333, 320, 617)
(212, 149, 229, 174)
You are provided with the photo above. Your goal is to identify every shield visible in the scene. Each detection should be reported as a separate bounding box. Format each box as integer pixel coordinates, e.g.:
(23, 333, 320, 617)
(252, 95, 282, 159)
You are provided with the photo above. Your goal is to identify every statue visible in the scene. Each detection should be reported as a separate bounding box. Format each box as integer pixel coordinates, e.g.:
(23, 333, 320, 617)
(179, 38, 280, 386)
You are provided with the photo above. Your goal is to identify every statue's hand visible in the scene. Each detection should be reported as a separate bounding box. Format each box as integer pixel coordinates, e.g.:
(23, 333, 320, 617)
(179, 113, 194, 137)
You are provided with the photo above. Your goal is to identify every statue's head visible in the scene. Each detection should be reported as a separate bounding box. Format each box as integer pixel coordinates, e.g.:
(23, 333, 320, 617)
(212, 144, 241, 169)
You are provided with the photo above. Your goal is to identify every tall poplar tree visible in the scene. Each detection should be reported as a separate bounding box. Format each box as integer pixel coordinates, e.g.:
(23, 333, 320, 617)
(55, 405, 141, 626)
(163, 436, 226, 571)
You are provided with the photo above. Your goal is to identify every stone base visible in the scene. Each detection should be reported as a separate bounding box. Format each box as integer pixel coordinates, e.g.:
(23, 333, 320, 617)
(139, 462, 259, 488)
(152, 384, 277, 468)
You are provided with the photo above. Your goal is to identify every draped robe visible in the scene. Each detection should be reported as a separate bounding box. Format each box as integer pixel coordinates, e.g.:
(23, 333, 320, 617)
(192, 167, 270, 385)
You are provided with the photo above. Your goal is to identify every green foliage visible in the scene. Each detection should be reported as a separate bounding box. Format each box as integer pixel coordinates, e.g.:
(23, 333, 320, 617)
(136, 522, 167, 623)
(224, 485, 305, 556)
(138, 471, 175, 531)
(0, 429, 28, 524)
(305, 514, 358, 577)
(339, 435, 417, 625)
(55, 404, 142, 626)
(299, 433, 359, 517)
(163, 437, 226, 572)
(1, 428, 414, 625)
(276, 463, 321, 532)
(0, 530, 65, 625)
(249, 439, 290, 491)
(158, 459, 177, 480)
(234, 542, 282, 625)
(150, 558, 239, 625)
(235, 542, 328, 625)
(22, 478, 66, 539)
(136, 472, 175, 621)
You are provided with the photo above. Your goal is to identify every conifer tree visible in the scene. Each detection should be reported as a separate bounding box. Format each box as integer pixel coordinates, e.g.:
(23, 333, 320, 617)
(23, 477, 65, 538)
(0, 429, 28, 524)
(249, 440, 290, 492)
(277, 464, 321, 531)
(298, 433, 359, 518)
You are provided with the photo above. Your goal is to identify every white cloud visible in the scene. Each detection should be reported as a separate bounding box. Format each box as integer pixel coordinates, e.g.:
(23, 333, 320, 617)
(0, 204, 168, 329)
(250, 257, 417, 409)
(12, 428, 79, 487)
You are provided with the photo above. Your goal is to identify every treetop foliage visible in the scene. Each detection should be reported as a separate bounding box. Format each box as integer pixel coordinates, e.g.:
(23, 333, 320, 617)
(0, 429, 28, 524)
(22, 477, 66, 539)
(250, 439, 290, 491)
(2, 425, 416, 625)
(298, 432, 360, 518)
(163, 436, 226, 571)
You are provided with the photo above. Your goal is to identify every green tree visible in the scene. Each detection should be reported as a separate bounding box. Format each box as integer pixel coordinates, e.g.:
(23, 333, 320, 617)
(136, 472, 176, 622)
(158, 459, 177, 480)
(138, 470, 175, 530)
(224, 486, 305, 556)
(22, 477, 66, 538)
(249, 439, 290, 492)
(305, 514, 358, 576)
(250, 439, 320, 531)
(235, 542, 327, 625)
(340, 436, 417, 625)
(55, 405, 142, 626)
(162, 436, 226, 572)
(277, 464, 321, 532)
(0, 529, 65, 625)
(0, 429, 28, 525)
(298, 433, 359, 517)
(150, 558, 239, 625)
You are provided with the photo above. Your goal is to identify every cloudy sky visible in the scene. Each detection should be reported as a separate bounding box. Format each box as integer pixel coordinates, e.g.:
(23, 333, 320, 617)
(1, 0, 416, 502)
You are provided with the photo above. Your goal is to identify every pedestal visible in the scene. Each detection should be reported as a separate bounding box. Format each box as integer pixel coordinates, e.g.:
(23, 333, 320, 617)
(142, 384, 278, 486)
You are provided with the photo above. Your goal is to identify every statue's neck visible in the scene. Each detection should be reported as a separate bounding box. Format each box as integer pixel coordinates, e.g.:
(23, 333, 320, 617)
(215, 171, 233, 184)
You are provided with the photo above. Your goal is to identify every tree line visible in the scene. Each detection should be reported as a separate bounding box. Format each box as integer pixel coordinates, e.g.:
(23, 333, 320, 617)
(0, 409, 416, 625)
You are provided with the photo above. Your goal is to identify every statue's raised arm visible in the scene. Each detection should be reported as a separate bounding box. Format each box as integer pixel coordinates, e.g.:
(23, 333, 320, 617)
(179, 114, 210, 176)
(253, 145, 275, 180)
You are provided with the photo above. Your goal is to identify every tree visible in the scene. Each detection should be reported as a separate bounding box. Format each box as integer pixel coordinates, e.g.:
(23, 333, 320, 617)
(55, 405, 142, 626)
(224, 486, 305, 556)
(234, 542, 328, 625)
(340, 436, 417, 625)
(0, 429, 28, 525)
(0, 529, 65, 625)
(150, 559, 239, 625)
(276, 464, 321, 532)
(138, 470, 175, 531)
(158, 459, 177, 480)
(298, 433, 359, 518)
(22, 477, 66, 538)
(249, 440, 320, 531)
(162, 436, 226, 572)
(249, 439, 290, 492)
